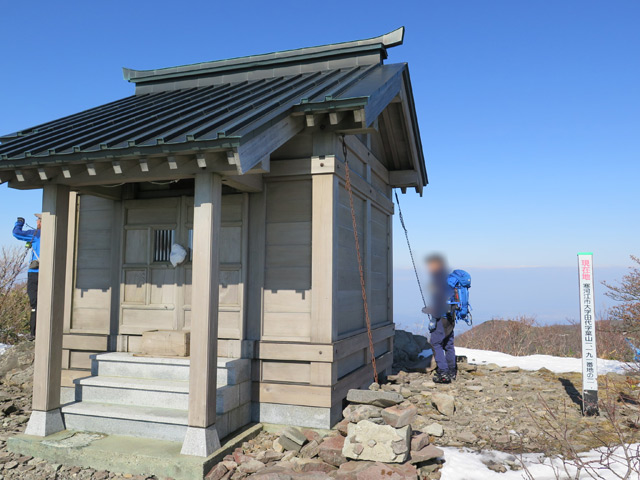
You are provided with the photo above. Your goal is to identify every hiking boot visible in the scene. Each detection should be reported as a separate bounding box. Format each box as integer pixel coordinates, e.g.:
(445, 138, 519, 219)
(26, 334, 35, 342)
(448, 368, 458, 381)
(433, 369, 451, 384)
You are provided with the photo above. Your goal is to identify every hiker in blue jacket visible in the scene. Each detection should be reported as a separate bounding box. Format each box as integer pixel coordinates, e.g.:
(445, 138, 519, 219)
(13, 214, 41, 340)
(422, 254, 456, 384)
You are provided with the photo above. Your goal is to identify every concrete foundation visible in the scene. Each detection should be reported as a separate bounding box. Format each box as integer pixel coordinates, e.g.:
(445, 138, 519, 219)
(8, 423, 262, 480)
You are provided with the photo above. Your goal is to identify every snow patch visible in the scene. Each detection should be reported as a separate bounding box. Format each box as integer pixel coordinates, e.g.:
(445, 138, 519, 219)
(419, 347, 629, 375)
(0, 343, 8, 356)
(440, 444, 639, 480)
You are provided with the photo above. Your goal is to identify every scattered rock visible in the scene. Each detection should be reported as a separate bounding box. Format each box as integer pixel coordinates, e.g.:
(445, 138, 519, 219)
(205, 463, 228, 479)
(299, 440, 320, 459)
(278, 435, 303, 452)
(346, 389, 404, 408)
(343, 420, 411, 463)
(342, 404, 383, 423)
(457, 431, 478, 444)
(282, 426, 307, 446)
(486, 461, 508, 473)
(425, 423, 444, 437)
(256, 449, 284, 463)
(410, 444, 444, 464)
(431, 393, 455, 416)
(503, 366, 521, 373)
(237, 459, 266, 474)
(354, 461, 418, 480)
(381, 403, 417, 428)
(317, 434, 347, 467)
(336, 418, 350, 436)
(410, 432, 430, 451)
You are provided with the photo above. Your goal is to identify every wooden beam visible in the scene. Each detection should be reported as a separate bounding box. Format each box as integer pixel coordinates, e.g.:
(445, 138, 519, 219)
(236, 115, 304, 174)
(329, 111, 345, 125)
(226, 149, 240, 168)
(344, 136, 389, 183)
(332, 351, 393, 401)
(196, 153, 207, 169)
(222, 174, 263, 192)
(139, 157, 149, 172)
(254, 382, 332, 408)
(75, 185, 123, 201)
(306, 114, 317, 128)
(255, 342, 334, 362)
(363, 68, 403, 127)
(167, 156, 178, 170)
(388, 170, 419, 187)
(112, 161, 123, 175)
(333, 324, 394, 361)
(398, 83, 426, 193)
(37, 168, 48, 181)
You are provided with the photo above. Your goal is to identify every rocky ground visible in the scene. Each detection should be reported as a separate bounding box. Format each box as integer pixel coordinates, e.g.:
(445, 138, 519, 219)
(0, 338, 638, 479)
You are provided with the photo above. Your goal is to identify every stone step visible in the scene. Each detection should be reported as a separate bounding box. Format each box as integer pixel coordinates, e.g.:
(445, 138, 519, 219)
(91, 353, 251, 386)
(91, 353, 189, 382)
(62, 402, 188, 443)
(74, 376, 249, 414)
(75, 376, 189, 411)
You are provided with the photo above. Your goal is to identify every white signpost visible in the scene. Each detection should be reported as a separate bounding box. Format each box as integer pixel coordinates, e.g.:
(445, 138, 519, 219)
(578, 252, 599, 416)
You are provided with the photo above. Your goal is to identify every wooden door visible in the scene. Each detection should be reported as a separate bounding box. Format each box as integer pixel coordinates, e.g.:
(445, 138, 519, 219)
(119, 195, 247, 339)
(120, 197, 184, 334)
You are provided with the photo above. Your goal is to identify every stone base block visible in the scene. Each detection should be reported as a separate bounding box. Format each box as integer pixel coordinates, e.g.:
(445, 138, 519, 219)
(24, 409, 65, 437)
(252, 402, 342, 429)
(180, 425, 221, 457)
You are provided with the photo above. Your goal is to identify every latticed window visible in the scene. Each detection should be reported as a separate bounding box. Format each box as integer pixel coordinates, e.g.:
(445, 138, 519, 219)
(153, 229, 175, 262)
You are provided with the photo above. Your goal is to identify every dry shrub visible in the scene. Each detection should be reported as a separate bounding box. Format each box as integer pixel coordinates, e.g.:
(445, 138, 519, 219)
(457, 316, 632, 361)
(0, 246, 31, 343)
(520, 380, 640, 479)
(603, 255, 640, 344)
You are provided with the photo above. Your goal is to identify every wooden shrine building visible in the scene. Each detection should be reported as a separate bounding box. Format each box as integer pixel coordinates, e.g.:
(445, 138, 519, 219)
(0, 27, 427, 457)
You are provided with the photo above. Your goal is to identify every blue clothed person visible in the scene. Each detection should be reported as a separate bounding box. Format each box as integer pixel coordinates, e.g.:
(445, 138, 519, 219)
(13, 215, 41, 339)
(422, 254, 456, 383)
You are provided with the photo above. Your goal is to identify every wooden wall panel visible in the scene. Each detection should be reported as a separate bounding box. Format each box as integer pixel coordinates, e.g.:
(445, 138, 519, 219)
(370, 206, 390, 326)
(71, 195, 115, 333)
(262, 179, 312, 342)
(336, 185, 366, 336)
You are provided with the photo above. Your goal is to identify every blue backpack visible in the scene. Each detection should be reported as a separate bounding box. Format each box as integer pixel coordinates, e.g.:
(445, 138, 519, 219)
(447, 270, 472, 326)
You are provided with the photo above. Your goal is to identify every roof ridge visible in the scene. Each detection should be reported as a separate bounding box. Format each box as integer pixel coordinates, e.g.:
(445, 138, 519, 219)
(123, 27, 404, 86)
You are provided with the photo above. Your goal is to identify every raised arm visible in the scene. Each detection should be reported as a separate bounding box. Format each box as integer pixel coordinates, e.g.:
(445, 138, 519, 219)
(12, 219, 36, 242)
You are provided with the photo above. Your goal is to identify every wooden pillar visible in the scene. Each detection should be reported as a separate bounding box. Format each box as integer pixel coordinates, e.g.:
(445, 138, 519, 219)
(25, 184, 70, 436)
(181, 172, 222, 457)
(311, 173, 337, 344)
(311, 132, 339, 344)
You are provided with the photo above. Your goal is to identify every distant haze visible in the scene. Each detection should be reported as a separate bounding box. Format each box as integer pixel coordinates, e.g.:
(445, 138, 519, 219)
(393, 265, 627, 334)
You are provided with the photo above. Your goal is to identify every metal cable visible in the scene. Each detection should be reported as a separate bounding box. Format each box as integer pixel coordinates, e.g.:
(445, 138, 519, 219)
(394, 191, 427, 309)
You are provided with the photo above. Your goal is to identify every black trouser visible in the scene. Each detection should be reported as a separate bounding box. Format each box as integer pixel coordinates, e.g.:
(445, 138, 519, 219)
(27, 272, 38, 337)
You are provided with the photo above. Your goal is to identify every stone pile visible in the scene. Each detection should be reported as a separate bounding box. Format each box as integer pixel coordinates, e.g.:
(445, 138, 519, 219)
(340, 389, 443, 473)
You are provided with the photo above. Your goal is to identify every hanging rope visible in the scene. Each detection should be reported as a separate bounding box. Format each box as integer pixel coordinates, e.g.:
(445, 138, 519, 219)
(341, 136, 378, 384)
(395, 191, 427, 310)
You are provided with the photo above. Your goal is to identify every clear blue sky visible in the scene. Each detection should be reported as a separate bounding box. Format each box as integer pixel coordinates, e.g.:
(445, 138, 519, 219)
(1, 1, 638, 324)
